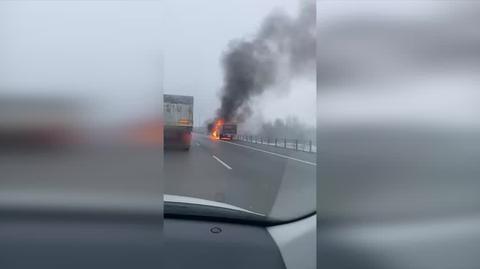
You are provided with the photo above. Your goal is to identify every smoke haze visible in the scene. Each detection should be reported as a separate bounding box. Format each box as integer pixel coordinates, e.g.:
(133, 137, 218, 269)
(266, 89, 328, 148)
(216, 1, 315, 122)
(257, 116, 315, 141)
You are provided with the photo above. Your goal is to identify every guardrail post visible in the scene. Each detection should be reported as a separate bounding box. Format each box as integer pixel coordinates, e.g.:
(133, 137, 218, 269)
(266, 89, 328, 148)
(239, 134, 313, 152)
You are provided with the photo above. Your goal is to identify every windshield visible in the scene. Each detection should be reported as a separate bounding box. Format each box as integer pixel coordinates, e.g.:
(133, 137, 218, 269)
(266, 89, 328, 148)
(163, 0, 316, 222)
(0, 0, 315, 224)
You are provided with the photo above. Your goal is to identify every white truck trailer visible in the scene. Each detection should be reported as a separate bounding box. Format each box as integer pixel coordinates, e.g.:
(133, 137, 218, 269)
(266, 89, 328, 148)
(163, 94, 194, 150)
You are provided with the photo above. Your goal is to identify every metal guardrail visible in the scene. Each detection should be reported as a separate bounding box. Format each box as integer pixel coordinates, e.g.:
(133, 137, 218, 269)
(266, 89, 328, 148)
(235, 134, 316, 153)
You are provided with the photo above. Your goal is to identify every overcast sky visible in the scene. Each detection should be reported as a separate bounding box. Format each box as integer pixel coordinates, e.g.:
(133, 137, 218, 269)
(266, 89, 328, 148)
(0, 0, 313, 127)
(318, 1, 480, 128)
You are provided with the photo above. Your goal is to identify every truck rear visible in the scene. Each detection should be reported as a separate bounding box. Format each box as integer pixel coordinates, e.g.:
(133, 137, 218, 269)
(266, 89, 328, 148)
(163, 94, 194, 150)
(219, 123, 236, 140)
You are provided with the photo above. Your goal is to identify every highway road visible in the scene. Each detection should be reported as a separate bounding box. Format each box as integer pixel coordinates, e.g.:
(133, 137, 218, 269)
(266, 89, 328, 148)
(0, 132, 316, 219)
(164, 132, 316, 217)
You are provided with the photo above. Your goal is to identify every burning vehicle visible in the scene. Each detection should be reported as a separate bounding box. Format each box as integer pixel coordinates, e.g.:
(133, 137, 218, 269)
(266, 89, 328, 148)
(208, 119, 237, 140)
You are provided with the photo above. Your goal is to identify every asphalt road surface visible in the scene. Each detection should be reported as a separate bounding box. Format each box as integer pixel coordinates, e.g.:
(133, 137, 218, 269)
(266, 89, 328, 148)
(0, 132, 316, 219)
(165, 132, 316, 217)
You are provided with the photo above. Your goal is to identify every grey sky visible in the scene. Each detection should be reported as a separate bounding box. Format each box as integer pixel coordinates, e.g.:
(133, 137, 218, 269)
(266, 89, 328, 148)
(160, 0, 309, 126)
(317, 1, 480, 127)
(0, 0, 311, 127)
(0, 1, 165, 125)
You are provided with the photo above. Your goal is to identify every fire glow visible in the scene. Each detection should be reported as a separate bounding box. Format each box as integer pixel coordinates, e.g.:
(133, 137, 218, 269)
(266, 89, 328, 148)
(210, 119, 224, 140)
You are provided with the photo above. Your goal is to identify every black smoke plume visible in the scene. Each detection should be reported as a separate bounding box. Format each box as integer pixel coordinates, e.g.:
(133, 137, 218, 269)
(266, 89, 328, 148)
(216, 1, 315, 122)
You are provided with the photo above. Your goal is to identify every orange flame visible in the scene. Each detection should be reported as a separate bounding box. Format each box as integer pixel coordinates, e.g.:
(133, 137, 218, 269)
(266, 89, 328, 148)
(210, 119, 224, 140)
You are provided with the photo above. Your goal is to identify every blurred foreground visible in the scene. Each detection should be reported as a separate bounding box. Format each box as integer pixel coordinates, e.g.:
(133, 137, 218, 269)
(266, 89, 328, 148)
(318, 2, 480, 269)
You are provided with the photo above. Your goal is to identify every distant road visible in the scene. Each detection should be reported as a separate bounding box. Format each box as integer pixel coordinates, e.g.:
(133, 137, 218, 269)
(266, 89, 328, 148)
(164, 132, 316, 216)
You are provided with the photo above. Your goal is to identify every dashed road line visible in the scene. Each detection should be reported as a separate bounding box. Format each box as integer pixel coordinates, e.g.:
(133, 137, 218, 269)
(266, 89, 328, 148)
(212, 155, 233, 170)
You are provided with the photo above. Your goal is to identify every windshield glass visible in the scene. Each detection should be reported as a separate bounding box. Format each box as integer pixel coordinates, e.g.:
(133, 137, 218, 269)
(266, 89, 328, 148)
(0, 0, 315, 223)
(163, 0, 316, 222)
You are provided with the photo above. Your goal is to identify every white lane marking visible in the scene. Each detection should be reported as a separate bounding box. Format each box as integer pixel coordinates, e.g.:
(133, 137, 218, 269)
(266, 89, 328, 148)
(219, 140, 317, 166)
(212, 155, 233, 170)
